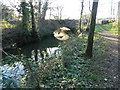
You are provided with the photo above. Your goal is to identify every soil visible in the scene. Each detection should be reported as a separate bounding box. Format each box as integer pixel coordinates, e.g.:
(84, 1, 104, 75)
(97, 25, 119, 88)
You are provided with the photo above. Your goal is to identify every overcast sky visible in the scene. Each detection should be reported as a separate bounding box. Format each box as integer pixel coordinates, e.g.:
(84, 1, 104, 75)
(1, 0, 120, 19)
(47, 0, 119, 19)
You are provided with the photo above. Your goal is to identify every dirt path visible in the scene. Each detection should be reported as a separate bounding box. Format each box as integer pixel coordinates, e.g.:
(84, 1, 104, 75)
(97, 25, 119, 88)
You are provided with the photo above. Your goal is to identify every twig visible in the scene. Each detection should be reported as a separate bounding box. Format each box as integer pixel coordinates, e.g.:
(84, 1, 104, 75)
(0, 49, 17, 59)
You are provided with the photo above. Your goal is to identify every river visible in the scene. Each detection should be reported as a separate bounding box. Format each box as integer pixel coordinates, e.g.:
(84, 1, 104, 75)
(3, 35, 61, 59)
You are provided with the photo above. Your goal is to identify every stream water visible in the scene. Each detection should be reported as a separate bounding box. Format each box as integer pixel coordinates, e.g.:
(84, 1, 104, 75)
(3, 35, 60, 59)
(1, 35, 62, 88)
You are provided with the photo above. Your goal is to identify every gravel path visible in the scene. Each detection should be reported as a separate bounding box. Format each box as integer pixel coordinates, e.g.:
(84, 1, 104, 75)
(97, 25, 119, 88)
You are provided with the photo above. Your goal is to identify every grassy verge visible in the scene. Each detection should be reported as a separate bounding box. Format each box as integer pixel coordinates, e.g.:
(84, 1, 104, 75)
(95, 25, 102, 33)
(101, 22, 118, 35)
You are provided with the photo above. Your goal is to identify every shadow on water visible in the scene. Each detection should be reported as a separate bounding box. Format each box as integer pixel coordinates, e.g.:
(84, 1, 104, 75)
(3, 35, 61, 60)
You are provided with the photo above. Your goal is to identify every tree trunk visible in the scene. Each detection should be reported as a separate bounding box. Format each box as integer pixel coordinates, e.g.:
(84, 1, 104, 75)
(38, 1, 41, 29)
(21, 2, 29, 32)
(29, 2, 39, 41)
(85, 0, 99, 58)
(38, 0, 48, 37)
(79, 0, 84, 33)
(21, 2, 30, 43)
(41, 0, 48, 20)
(118, 1, 120, 32)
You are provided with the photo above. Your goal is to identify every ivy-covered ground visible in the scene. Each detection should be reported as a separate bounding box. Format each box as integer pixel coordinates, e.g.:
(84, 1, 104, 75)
(2, 33, 117, 88)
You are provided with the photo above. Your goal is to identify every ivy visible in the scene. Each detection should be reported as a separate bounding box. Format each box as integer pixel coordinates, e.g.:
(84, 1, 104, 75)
(20, 2, 30, 36)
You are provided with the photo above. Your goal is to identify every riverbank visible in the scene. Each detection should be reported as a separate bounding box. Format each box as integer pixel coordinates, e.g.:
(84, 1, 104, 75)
(2, 19, 79, 50)
(2, 34, 111, 88)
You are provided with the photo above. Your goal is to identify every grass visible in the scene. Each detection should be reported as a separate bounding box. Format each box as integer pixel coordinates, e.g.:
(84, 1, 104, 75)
(95, 25, 102, 33)
(101, 22, 118, 35)
(101, 23, 112, 30)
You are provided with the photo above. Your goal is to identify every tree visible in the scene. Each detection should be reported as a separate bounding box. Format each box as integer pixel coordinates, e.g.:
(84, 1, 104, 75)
(38, 0, 41, 23)
(0, 4, 14, 20)
(20, 2, 29, 34)
(85, 0, 99, 58)
(41, 0, 49, 20)
(118, 1, 120, 32)
(29, 1, 39, 41)
(79, 0, 84, 33)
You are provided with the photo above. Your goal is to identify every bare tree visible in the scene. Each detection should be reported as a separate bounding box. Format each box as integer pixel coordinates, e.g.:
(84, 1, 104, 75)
(118, 1, 120, 31)
(89, 0, 92, 12)
(48, 6, 63, 20)
(56, 6, 63, 20)
(29, 1, 39, 41)
(85, 0, 99, 58)
(41, 0, 49, 20)
(111, 0, 113, 20)
(79, 0, 84, 33)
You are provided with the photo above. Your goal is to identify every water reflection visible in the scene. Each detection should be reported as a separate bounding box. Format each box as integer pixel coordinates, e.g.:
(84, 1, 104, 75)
(31, 47, 59, 61)
(3, 35, 60, 60)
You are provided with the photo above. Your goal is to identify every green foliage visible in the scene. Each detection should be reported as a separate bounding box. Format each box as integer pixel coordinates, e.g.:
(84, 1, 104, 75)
(3, 76, 18, 88)
(95, 25, 102, 33)
(85, 72, 101, 82)
(101, 22, 118, 35)
(20, 2, 30, 33)
(59, 36, 87, 67)
(101, 23, 112, 30)
(2, 34, 109, 88)
(0, 20, 16, 29)
(94, 36, 109, 54)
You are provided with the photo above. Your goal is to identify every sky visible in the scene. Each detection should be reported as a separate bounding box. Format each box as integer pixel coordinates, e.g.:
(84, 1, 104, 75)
(1, 0, 120, 19)
(47, 0, 120, 19)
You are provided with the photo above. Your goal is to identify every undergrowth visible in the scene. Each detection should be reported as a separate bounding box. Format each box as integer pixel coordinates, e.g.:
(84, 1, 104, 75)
(0, 19, 16, 29)
(2, 34, 109, 88)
